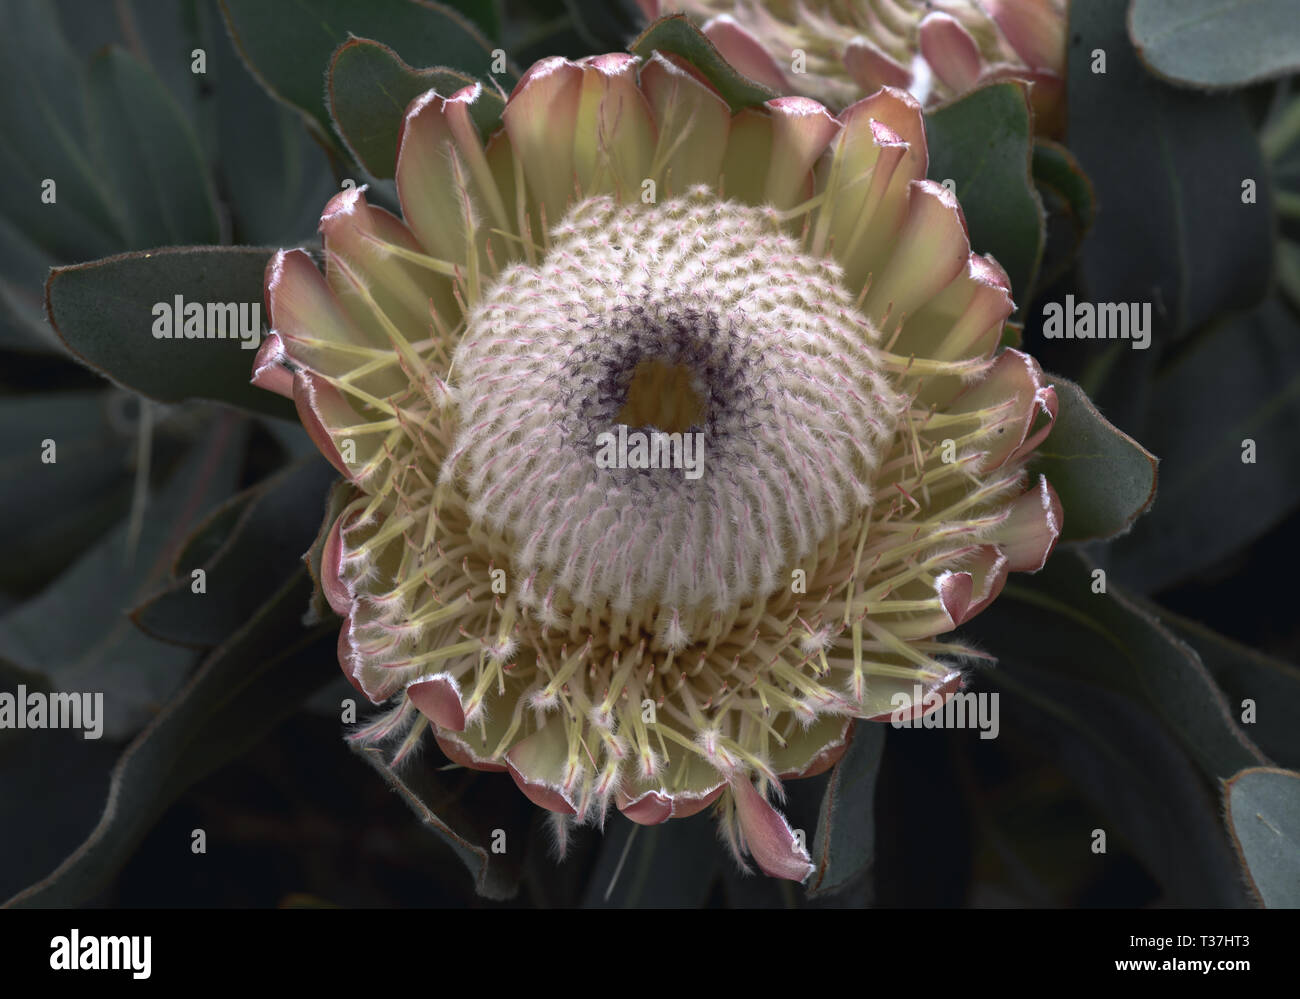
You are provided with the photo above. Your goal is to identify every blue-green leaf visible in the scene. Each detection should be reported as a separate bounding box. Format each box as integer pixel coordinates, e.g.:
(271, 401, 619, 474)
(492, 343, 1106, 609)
(973, 551, 1267, 785)
(925, 81, 1045, 311)
(0, 391, 136, 593)
(350, 744, 531, 901)
(0, 0, 123, 259)
(1129, 0, 1300, 90)
(807, 720, 885, 897)
(0, 415, 245, 738)
(1157, 610, 1300, 771)
(327, 37, 501, 179)
(219, 0, 506, 149)
(5, 570, 336, 907)
(132, 456, 338, 647)
(86, 47, 220, 246)
(1224, 767, 1300, 908)
(1110, 299, 1300, 591)
(1068, 0, 1273, 340)
(629, 14, 776, 113)
(45, 246, 293, 420)
(984, 664, 1248, 905)
(1029, 374, 1157, 543)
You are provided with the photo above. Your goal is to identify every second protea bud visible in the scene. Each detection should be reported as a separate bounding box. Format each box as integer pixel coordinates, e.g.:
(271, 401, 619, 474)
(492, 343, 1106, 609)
(639, 0, 1068, 132)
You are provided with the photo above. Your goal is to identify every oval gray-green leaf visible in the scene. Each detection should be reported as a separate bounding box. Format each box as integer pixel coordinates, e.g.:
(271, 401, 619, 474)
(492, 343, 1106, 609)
(328, 38, 501, 179)
(1032, 139, 1095, 235)
(132, 456, 338, 648)
(0, 391, 135, 593)
(1154, 607, 1300, 770)
(1029, 374, 1157, 543)
(1030, 140, 1096, 290)
(1224, 767, 1300, 908)
(4, 571, 337, 908)
(219, 0, 505, 148)
(925, 81, 1045, 312)
(982, 551, 1266, 787)
(350, 744, 528, 901)
(45, 246, 292, 420)
(0, 1, 123, 260)
(1129, 0, 1300, 90)
(986, 664, 1247, 905)
(86, 47, 220, 246)
(1070, 0, 1273, 339)
(205, 0, 339, 246)
(807, 720, 886, 897)
(0, 416, 244, 739)
(1109, 298, 1300, 591)
(629, 14, 776, 113)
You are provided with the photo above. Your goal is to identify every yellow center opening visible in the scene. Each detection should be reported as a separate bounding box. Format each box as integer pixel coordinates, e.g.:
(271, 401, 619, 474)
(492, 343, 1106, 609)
(614, 359, 705, 434)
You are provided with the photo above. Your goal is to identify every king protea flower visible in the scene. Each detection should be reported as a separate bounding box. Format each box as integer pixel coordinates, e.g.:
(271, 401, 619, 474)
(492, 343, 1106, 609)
(638, 1, 1067, 132)
(252, 50, 1061, 882)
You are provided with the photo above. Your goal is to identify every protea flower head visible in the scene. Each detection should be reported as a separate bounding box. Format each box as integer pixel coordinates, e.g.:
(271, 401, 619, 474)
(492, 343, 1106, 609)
(252, 49, 1061, 881)
(637, 1, 1067, 132)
